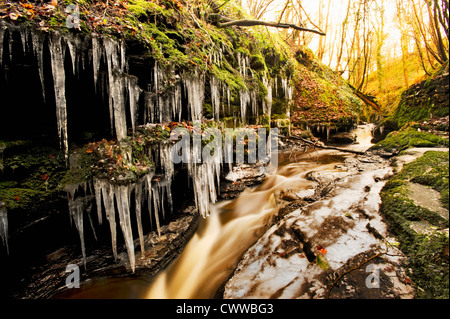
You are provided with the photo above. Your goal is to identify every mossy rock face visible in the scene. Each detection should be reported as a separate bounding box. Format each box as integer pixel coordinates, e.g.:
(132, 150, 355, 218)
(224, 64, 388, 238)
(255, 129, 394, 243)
(0, 143, 67, 212)
(393, 74, 449, 128)
(380, 150, 449, 299)
(370, 127, 449, 153)
(290, 55, 362, 132)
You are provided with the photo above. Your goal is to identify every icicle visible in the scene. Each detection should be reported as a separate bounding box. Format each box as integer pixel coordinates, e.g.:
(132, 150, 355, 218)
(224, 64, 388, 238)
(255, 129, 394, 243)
(85, 195, 97, 242)
(30, 29, 46, 100)
(115, 184, 136, 273)
(274, 76, 278, 97)
(66, 34, 79, 75)
(227, 85, 231, 114)
(49, 32, 69, 159)
(111, 72, 128, 140)
(100, 180, 118, 260)
(134, 180, 145, 255)
(127, 75, 141, 132)
(91, 35, 101, 90)
(0, 22, 6, 65)
(143, 172, 160, 236)
(93, 178, 103, 225)
(19, 27, 28, 55)
(239, 90, 251, 124)
(0, 142, 5, 174)
(262, 76, 272, 117)
(187, 142, 222, 218)
(173, 81, 182, 122)
(159, 143, 174, 213)
(210, 77, 221, 120)
(0, 202, 9, 255)
(251, 90, 258, 117)
(68, 197, 87, 269)
(182, 71, 205, 121)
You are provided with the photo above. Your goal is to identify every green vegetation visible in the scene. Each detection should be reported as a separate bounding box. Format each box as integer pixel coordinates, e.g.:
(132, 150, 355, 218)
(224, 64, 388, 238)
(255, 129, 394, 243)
(290, 47, 364, 131)
(380, 151, 449, 298)
(370, 127, 449, 153)
(0, 145, 67, 212)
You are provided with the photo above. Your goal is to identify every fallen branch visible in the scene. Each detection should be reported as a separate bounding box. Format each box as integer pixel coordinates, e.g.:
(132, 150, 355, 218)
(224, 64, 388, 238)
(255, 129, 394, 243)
(281, 134, 366, 155)
(348, 84, 381, 113)
(212, 15, 326, 36)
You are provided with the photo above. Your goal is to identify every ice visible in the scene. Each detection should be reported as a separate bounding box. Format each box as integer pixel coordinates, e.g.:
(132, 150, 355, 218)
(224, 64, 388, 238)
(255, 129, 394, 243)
(99, 180, 118, 260)
(237, 52, 249, 78)
(0, 201, 8, 255)
(143, 172, 161, 236)
(91, 35, 101, 90)
(134, 180, 145, 255)
(0, 22, 6, 65)
(187, 139, 222, 218)
(182, 71, 205, 121)
(262, 76, 272, 117)
(0, 142, 5, 174)
(251, 90, 258, 117)
(172, 81, 183, 122)
(281, 77, 293, 101)
(239, 89, 251, 124)
(159, 143, 174, 213)
(115, 184, 136, 273)
(66, 34, 79, 75)
(93, 178, 103, 225)
(68, 197, 87, 268)
(210, 76, 221, 120)
(127, 75, 141, 132)
(49, 32, 69, 159)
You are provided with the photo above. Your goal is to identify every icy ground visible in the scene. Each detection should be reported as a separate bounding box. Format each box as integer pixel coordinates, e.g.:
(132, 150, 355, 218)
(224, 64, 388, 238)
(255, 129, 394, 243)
(223, 153, 416, 299)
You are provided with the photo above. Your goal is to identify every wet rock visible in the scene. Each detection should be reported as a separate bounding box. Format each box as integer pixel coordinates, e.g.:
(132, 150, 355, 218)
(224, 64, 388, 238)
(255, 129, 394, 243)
(220, 163, 266, 199)
(280, 191, 299, 202)
(329, 132, 357, 144)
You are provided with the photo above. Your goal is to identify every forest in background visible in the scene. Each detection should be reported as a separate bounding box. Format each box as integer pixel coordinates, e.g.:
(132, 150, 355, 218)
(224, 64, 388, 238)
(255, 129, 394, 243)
(242, 0, 449, 114)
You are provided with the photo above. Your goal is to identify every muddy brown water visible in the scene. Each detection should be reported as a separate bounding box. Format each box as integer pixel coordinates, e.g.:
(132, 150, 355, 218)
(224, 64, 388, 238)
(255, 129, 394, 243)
(56, 125, 376, 299)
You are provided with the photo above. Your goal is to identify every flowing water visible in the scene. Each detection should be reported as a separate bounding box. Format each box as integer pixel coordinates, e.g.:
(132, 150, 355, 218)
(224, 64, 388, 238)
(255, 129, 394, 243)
(57, 125, 377, 299)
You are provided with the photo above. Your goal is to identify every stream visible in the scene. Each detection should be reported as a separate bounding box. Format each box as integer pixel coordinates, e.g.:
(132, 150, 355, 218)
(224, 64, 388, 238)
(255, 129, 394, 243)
(55, 124, 412, 299)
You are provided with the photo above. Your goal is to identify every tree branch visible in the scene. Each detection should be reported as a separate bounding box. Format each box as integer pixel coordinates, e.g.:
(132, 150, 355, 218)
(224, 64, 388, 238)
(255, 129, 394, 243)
(215, 17, 326, 36)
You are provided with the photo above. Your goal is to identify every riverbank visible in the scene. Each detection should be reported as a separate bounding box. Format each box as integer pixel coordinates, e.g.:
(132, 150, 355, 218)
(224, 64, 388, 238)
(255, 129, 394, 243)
(222, 126, 448, 299)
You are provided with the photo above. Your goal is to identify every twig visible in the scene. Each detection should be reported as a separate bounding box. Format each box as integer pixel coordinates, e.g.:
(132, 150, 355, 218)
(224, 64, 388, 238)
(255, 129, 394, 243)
(326, 241, 389, 299)
(280, 134, 366, 155)
(213, 15, 326, 36)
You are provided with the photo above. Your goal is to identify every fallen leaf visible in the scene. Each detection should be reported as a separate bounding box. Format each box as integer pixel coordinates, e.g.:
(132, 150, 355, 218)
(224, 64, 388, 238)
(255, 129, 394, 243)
(9, 12, 19, 20)
(14, 195, 20, 201)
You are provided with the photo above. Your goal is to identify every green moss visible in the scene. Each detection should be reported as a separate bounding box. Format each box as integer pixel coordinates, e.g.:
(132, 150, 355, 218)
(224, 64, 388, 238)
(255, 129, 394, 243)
(370, 127, 449, 152)
(380, 150, 449, 298)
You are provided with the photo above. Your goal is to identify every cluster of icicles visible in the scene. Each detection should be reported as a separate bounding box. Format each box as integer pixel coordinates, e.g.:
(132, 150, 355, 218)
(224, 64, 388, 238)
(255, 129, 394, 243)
(0, 22, 293, 270)
(65, 141, 222, 272)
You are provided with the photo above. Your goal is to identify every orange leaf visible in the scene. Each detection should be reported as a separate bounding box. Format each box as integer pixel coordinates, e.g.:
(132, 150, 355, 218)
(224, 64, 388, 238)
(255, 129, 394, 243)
(319, 248, 327, 254)
(14, 195, 20, 201)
